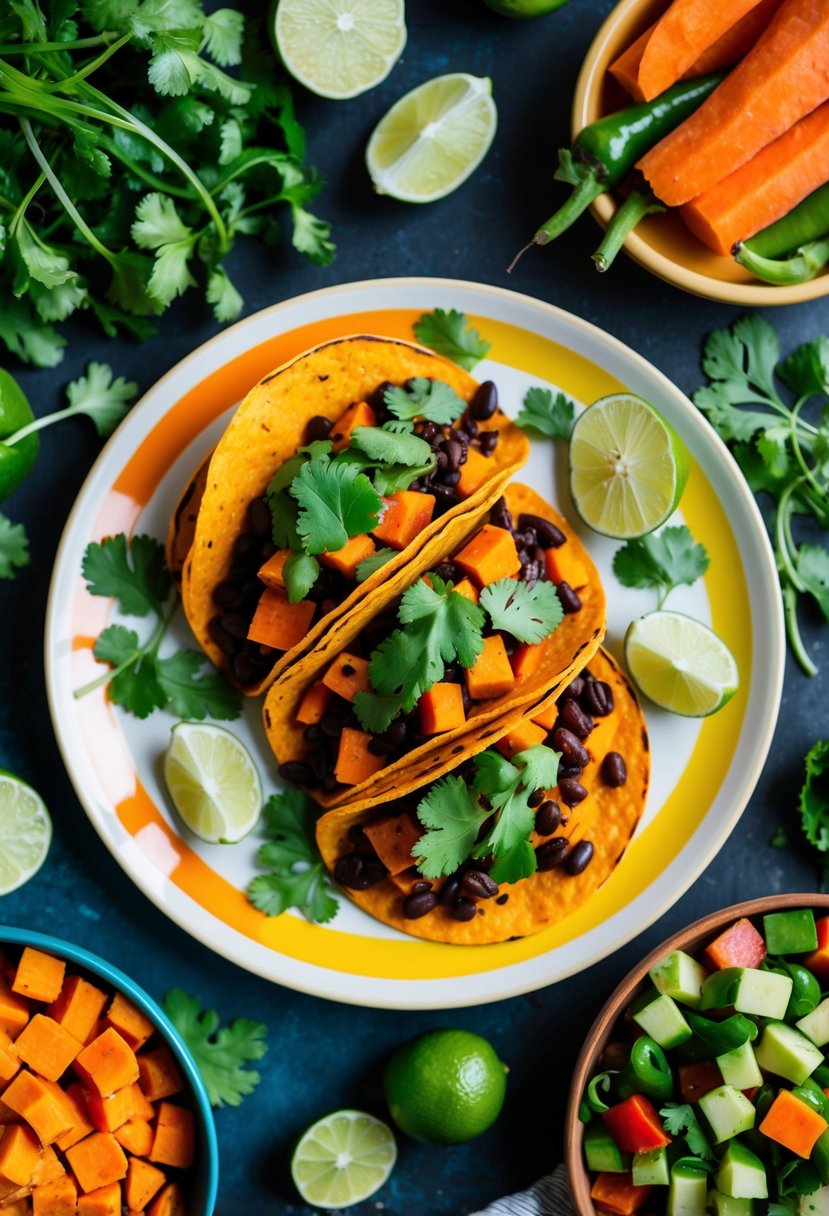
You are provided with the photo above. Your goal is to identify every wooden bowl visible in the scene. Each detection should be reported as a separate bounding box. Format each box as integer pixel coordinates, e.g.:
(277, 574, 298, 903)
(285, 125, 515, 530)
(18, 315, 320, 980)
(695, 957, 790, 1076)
(565, 893, 829, 1216)
(573, 0, 829, 305)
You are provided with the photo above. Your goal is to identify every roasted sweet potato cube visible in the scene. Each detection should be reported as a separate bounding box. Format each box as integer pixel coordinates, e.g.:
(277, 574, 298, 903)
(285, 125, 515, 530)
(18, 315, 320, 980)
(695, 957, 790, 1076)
(32, 1173, 77, 1216)
(363, 813, 423, 876)
(15, 1015, 82, 1082)
(464, 635, 515, 701)
(54, 1083, 93, 1151)
(128, 1082, 155, 1123)
(319, 533, 376, 580)
(125, 1158, 166, 1211)
(453, 577, 479, 603)
(329, 400, 376, 453)
(113, 1117, 154, 1159)
(48, 977, 108, 1045)
(511, 642, 543, 681)
(148, 1180, 186, 1216)
(149, 1103, 194, 1169)
(0, 1123, 41, 1186)
(334, 728, 386, 786)
(30, 1144, 65, 1187)
(85, 1084, 137, 1133)
(321, 653, 371, 702)
(247, 588, 315, 651)
(495, 720, 548, 760)
(455, 526, 520, 587)
(372, 491, 435, 550)
(0, 1028, 20, 1085)
(136, 1047, 183, 1103)
(74, 1029, 139, 1098)
(418, 683, 466, 735)
(457, 447, 492, 499)
(104, 995, 155, 1053)
(65, 1131, 128, 1193)
(257, 548, 290, 590)
(76, 1180, 122, 1215)
(295, 682, 331, 726)
(0, 978, 30, 1039)
(2, 1071, 76, 1145)
(12, 949, 66, 1005)
(532, 702, 557, 732)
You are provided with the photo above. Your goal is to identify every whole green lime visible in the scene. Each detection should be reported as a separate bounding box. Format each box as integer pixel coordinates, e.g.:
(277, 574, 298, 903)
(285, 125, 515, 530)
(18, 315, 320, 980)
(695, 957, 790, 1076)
(0, 369, 39, 502)
(383, 1028, 507, 1145)
(482, 0, 570, 16)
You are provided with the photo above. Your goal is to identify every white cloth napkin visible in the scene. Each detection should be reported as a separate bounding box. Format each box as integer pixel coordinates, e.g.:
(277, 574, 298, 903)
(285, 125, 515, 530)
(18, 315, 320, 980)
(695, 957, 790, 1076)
(468, 1163, 574, 1216)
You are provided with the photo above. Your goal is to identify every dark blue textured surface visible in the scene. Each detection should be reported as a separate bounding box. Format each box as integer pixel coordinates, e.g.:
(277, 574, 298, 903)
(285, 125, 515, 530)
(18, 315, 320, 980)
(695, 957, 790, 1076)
(2, 1, 828, 1212)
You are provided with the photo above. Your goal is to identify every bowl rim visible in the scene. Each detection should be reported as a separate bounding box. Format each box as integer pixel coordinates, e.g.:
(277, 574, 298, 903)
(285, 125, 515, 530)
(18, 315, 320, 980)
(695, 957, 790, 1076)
(571, 0, 829, 307)
(565, 893, 829, 1216)
(0, 924, 219, 1216)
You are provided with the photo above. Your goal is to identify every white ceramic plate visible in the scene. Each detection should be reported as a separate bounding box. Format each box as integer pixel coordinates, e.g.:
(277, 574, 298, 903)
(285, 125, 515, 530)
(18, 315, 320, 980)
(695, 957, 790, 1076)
(45, 277, 783, 1009)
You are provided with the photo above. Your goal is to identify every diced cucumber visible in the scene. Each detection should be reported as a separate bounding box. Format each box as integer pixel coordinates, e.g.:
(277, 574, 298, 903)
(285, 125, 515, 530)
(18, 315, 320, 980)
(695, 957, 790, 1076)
(764, 908, 818, 955)
(584, 1122, 627, 1173)
(649, 950, 708, 1008)
(715, 1140, 768, 1199)
(632, 1146, 670, 1186)
(716, 1041, 763, 1091)
(700, 967, 792, 1020)
(801, 1184, 829, 1216)
(698, 1084, 756, 1142)
(668, 1163, 708, 1216)
(707, 1188, 756, 1216)
(798, 997, 829, 1047)
(754, 1021, 824, 1084)
(633, 993, 693, 1049)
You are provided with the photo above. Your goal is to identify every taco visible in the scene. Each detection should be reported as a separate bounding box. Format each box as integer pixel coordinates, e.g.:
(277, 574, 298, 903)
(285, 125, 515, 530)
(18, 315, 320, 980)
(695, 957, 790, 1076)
(170, 335, 529, 695)
(263, 482, 606, 811)
(315, 647, 648, 945)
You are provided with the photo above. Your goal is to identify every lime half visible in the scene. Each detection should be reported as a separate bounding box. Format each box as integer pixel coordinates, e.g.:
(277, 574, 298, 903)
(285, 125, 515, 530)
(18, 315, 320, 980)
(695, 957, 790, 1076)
(366, 73, 497, 203)
(291, 1110, 397, 1208)
(569, 392, 690, 539)
(163, 722, 262, 844)
(274, 0, 406, 100)
(0, 771, 52, 895)
(625, 611, 739, 717)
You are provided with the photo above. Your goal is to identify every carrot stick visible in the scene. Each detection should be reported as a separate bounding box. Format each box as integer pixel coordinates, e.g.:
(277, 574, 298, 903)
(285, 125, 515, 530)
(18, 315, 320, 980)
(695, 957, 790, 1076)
(638, 0, 829, 207)
(639, 0, 766, 102)
(682, 101, 829, 253)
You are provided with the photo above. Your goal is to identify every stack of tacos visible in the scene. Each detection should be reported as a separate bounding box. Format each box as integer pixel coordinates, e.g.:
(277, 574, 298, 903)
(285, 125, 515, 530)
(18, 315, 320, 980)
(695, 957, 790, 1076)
(168, 334, 650, 943)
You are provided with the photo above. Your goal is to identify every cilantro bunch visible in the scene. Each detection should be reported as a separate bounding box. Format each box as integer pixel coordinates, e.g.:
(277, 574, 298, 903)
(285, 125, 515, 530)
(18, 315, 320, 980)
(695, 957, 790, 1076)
(0, 0, 333, 366)
(693, 316, 828, 675)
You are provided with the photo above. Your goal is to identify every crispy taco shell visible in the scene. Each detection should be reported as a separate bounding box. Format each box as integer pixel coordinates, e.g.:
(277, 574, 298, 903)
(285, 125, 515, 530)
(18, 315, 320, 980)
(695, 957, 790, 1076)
(175, 335, 529, 695)
(262, 482, 606, 811)
(315, 647, 648, 945)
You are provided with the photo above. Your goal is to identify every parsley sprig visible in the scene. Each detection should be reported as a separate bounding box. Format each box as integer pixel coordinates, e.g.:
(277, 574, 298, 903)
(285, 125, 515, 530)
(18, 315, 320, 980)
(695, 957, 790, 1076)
(161, 989, 267, 1109)
(693, 316, 829, 675)
(246, 789, 338, 924)
(413, 309, 491, 371)
(613, 526, 710, 608)
(76, 533, 242, 720)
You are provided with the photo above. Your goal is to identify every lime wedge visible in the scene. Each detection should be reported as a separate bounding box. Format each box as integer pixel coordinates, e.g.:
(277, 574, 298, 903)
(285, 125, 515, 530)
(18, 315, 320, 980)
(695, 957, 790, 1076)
(366, 73, 497, 203)
(274, 0, 406, 100)
(0, 771, 52, 895)
(291, 1110, 397, 1208)
(569, 392, 690, 539)
(625, 611, 739, 717)
(163, 722, 262, 844)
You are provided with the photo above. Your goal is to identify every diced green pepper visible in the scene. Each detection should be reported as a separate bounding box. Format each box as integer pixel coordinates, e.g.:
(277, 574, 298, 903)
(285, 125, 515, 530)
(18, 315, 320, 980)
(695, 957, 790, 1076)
(763, 909, 818, 955)
(617, 1036, 675, 1102)
(584, 1121, 628, 1173)
(633, 1146, 671, 1186)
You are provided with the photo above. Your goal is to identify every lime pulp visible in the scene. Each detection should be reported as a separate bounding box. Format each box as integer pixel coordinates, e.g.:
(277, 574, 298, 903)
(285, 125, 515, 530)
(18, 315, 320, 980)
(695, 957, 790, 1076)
(625, 610, 739, 717)
(291, 1110, 397, 1208)
(163, 722, 262, 844)
(274, 0, 406, 100)
(0, 770, 52, 895)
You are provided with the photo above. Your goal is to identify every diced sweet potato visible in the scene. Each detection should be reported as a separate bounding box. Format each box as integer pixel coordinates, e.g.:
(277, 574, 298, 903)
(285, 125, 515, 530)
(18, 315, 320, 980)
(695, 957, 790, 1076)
(257, 548, 291, 590)
(247, 588, 315, 651)
(74, 1029, 139, 1099)
(136, 1048, 183, 1105)
(319, 533, 376, 580)
(0, 978, 30, 1039)
(532, 703, 557, 732)
(32, 1173, 77, 1216)
(29, 1145, 65, 1188)
(0, 1028, 20, 1085)
(372, 491, 435, 550)
(329, 400, 376, 453)
(1, 1199, 30, 1216)
(418, 682, 466, 735)
(105, 995, 155, 1053)
(455, 526, 521, 587)
(48, 977, 108, 1045)
(453, 577, 479, 603)
(12, 949, 66, 1005)
(148, 1181, 186, 1216)
(465, 636, 515, 701)
(495, 720, 547, 760)
(703, 917, 766, 970)
(76, 1180, 122, 1216)
(113, 1117, 154, 1159)
(545, 543, 589, 588)
(65, 1132, 128, 1193)
(54, 1083, 93, 1151)
(363, 814, 424, 876)
(457, 447, 492, 499)
(2, 1071, 76, 1146)
(128, 1083, 155, 1123)
(14, 1014, 82, 1082)
(321, 653, 371, 702)
(149, 1103, 194, 1169)
(295, 682, 331, 726)
(334, 728, 386, 786)
(85, 1084, 137, 1133)
(0, 1123, 41, 1186)
(125, 1157, 166, 1211)
(511, 642, 542, 681)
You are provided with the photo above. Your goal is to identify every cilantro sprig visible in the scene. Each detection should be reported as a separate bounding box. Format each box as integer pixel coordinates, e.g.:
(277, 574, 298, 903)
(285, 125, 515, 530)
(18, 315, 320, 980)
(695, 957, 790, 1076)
(161, 989, 267, 1109)
(75, 533, 242, 720)
(479, 578, 563, 642)
(246, 789, 338, 924)
(0, 515, 29, 579)
(515, 386, 575, 440)
(413, 309, 491, 371)
(613, 526, 710, 608)
(659, 1102, 715, 1161)
(383, 378, 468, 425)
(693, 316, 829, 675)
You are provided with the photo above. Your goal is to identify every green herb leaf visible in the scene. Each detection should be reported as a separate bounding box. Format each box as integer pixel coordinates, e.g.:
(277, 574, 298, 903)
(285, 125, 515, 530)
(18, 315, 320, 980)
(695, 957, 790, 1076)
(799, 740, 829, 853)
(384, 378, 468, 426)
(246, 790, 338, 924)
(797, 544, 829, 621)
(200, 8, 245, 66)
(283, 552, 319, 603)
(515, 386, 575, 440)
(82, 534, 169, 617)
(162, 988, 267, 1109)
(154, 650, 243, 720)
(291, 455, 382, 555)
(659, 1102, 715, 1161)
(413, 308, 491, 371)
(479, 578, 563, 643)
(350, 426, 433, 468)
(356, 547, 396, 582)
(613, 526, 710, 606)
(92, 626, 167, 718)
(131, 193, 196, 307)
(513, 744, 560, 793)
(413, 776, 490, 878)
(64, 363, 137, 437)
(206, 267, 243, 323)
(0, 513, 30, 579)
(778, 337, 829, 399)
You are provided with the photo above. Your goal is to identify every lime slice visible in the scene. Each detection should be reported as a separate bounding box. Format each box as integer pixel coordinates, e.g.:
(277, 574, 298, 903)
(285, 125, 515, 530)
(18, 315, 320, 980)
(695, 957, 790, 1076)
(274, 0, 406, 100)
(569, 392, 690, 539)
(366, 73, 497, 203)
(163, 722, 262, 844)
(0, 771, 52, 895)
(291, 1110, 397, 1208)
(625, 610, 739, 717)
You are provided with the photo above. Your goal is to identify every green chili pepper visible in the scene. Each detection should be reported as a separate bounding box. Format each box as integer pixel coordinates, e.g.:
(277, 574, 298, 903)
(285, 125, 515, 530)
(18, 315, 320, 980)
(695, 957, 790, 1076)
(743, 182, 829, 260)
(733, 234, 829, 286)
(584, 1069, 618, 1114)
(783, 962, 821, 1019)
(616, 1036, 674, 1102)
(592, 188, 665, 273)
(510, 73, 722, 270)
(0, 369, 39, 502)
(681, 1011, 758, 1061)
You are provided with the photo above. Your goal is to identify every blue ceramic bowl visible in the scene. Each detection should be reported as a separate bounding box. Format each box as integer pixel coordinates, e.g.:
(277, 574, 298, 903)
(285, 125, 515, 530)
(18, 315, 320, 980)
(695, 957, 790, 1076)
(0, 925, 219, 1216)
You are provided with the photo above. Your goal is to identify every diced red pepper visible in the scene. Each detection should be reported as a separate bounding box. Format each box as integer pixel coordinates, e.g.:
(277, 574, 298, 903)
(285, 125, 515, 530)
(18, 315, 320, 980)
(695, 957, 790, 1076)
(678, 1061, 722, 1103)
(602, 1094, 671, 1155)
(702, 917, 766, 971)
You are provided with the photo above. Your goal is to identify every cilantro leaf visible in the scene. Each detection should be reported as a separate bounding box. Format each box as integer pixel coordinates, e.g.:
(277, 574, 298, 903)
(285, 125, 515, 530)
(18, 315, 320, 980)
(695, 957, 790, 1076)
(356, 547, 396, 582)
(155, 650, 243, 720)
(413, 308, 491, 371)
(82, 534, 169, 617)
(799, 740, 829, 853)
(282, 552, 319, 604)
(161, 988, 267, 1109)
(351, 691, 405, 734)
(372, 459, 436, 496)
(206, 267, 242, 323)
(291, 455, 382, 555)
(470, 744, 560, 881)
(797, 544, 829, 621)
(64, 363, 137, 437)
(413, 776, 490, 878)
(473, 750, 520, 800)
(350, 426, 433, 468)
(384, 378, 468, 426)
(612, 526, 710, 607)
(200, 8, 245, 66)
(246, 790, 338, 924)
(659, 1102, 715, 1161)
(0, 514, 29, 579)
(515, 387, 575, 440)
(487, 838, 537, 885)
(479, 578, 563, 643)
(131, 193, 196, 308)
(474, 785, 535, 866)
(93, 627, 167, 718)
(779, 337, 829, 399)
(513, 744, 560, 792)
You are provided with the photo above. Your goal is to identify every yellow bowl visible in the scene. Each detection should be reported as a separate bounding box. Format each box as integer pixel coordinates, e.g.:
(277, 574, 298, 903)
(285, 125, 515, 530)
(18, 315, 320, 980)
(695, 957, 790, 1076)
(573, 0, 829, 305)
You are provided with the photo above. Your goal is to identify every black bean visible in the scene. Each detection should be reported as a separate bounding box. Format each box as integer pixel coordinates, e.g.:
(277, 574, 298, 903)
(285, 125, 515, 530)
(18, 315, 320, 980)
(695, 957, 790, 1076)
(559, 698, 594, 739)
(515, 527, 538, 549)
(304, 724, 323, 742)
(517, 514, 566, 548)
(385, 719, 407, 745)
(478, 431, 499, 457)
(499, 632, 517, 656)
(557, 582, 582, 614)
(213, 581, 243, 610)
(368, 736, 395, 756)
(471, 380, 498, 420)
(233, 533, 260, 562)
(557, 763, 583, 782)
(320, 716, 344, 739)
(433, 561, 461, 583)
(436, 449, 449, 470)
(220, 611, 248, 640)
(582, 679, 614, 717)
(421, 421, 439, 442)
(461, 870, 499, 899)
(565, 840, 594, 876)
(559, 676, 585, 702)
(431, 484, 460, 505)
(371, 381, 396, 411)
(601, 752, 628, 787)
(321, 774, 340, 793)
(527, 788, 544, 808)
(247, 497, 272, 536)
(240, 577, 264, 603)
(260, 539, 277, 561)
(559, 778, 589, 807)
(362, 860, 388, 887)
(552, 727, 590, 768)
(461, 415, 478, 437)
(279, 760, 312, 785)
(535, 837, 569, 870)
(208, 617, 237, 656)
(441, 470, 461, 488)
(535, 800, 562, 836)
(520, 559, 541, 586)
(411, 880, 433, 893)
(333, 853, 364, 888)
(232, 651, 260, 684)
(403, 890, 439, 919)
(489, 496, 514, 532)
(439, 875, 462, 906)
(451, 898, 478, 922)
(461, 685, 472, 714)
(443, 438, 462, 471)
